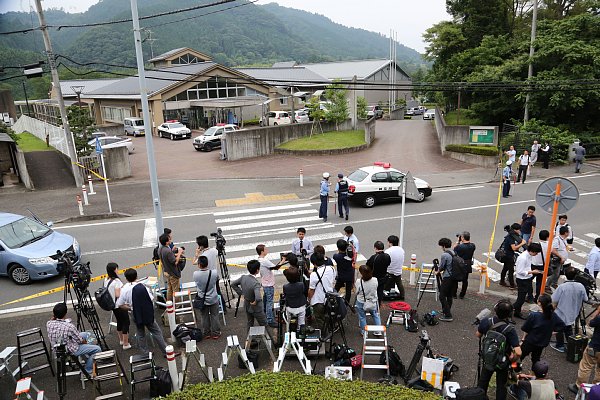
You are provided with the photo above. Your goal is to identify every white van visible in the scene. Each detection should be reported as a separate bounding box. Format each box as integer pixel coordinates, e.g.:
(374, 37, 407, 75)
(124, 117, 145, 137)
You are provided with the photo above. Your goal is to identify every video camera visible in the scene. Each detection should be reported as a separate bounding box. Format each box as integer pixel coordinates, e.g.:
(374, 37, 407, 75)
(56, 250, 91, 291)
(210, 228, 226, 252)
(574, 269, 598, 300)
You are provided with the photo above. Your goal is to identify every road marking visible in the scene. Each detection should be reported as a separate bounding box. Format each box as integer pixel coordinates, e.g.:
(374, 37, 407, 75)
(214, 203, 313, 216)
(215, 192, 299, 207)
(573, 237, 594, 249)
(473, 258, 500, 282)
(221, 232, 343, 253)
(435, 185, 484, 193)
(220, 216, 324, 232)
(223, 223, 334, 240)
(215, 209, 316, 224)
(586, 233, 599, 240)
(226, 251, 367, 268)
(142, 218, 157, 247)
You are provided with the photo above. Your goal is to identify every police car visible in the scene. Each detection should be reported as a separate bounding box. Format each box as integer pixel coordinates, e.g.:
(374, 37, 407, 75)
(346, 162, 432, 207)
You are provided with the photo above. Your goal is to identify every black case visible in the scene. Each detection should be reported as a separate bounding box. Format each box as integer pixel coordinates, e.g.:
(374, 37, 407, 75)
(567, 334, 589, 363)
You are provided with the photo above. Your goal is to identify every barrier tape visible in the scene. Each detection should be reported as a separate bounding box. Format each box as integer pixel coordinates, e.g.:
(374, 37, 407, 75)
(0, 261, 154, 308)
(73, 161, 108, 182)
(482, 168, 505, 288)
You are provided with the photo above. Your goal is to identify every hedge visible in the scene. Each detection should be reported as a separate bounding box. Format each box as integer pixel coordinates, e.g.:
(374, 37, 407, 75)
(165, 371, 441, 400)
(445, 144, 499, 157)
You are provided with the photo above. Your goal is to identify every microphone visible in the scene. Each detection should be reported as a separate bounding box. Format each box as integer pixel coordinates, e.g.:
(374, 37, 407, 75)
(473, 308, 492, 325)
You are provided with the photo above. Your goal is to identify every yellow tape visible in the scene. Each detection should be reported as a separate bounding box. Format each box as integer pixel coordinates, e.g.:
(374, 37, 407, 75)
(73, 161, 108, 181)
(0, 261, 155, 308)
(483, 169, 505, 287)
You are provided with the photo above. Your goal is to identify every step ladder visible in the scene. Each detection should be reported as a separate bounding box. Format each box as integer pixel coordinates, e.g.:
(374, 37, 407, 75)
(14, 377, 46, 400)
(416, 263, 438, 302)
(360, 325, 389, 380)
(245, 326, 275, 363)
(386, 310, 408, 327)
(217, 335, 256, 381)
(273, 332, 312, 374)
(129, 353, 156, 400)
(16, 328, 55, 379)
(107, 312, 118, 334)
(92, 350, 129, 399)
(180, 340, 214, 388)
(182, 281, 226, 326)
(173, 290, 197, 327)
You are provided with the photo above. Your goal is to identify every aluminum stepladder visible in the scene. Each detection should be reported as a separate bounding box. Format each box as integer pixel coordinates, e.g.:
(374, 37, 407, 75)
(2, 346, 46, 400)
(173, 290, 197, 327)
(273, 332, 311, 375)
(360, 325, 389, 380)
(129, 353, 156, 400)
(180, 339, 214, 388)
(416, 263, 438, 302)
(14, 377, 46, 400)
(217, 335, 255, 381)
(92, 350, 129, 399)
(245, 326, 275, 364)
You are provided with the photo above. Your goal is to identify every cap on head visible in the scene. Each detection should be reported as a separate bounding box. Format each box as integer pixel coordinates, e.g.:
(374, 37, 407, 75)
(590, 385, 600, 400)
(338, 173, 344, 178)
(506, 160, 513, 166)
(532, 360, 549, 378)
(323, 172, 330, 179)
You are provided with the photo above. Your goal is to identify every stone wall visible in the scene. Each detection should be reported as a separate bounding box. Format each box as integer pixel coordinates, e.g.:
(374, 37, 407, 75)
(364, 117, 376, 146)
(434, 108, 498, 156)
(446, 151, 499, 168)
(14, 149, 33, 189)
(389, 108, 405, 120)
(103, 146, 131, 179)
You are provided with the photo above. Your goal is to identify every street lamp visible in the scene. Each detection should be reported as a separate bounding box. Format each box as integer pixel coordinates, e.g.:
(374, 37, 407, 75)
(70, 85, 85, 110)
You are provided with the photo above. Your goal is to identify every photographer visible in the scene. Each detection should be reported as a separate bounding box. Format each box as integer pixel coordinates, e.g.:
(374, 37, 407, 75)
(193, 256, 221, 339)
(453, 232, 476, 299)
(195, 235, 225, 310)
(366, 241, 391, 306)
(310, 245, 334, 269)
(159, 233, 184, 302)
(256, 244, 283, 328)
(436, 238, 456, 322)
(333, 239, 354, 304)
(283, 267, 307, 329)
(551, 266, 588, 353)
(569, 304, 600, 393)
(513, 243, 542, 319)
(500, 223, 526, 289)
(308, 254, 336, 333)
(509, 360, 556, 400)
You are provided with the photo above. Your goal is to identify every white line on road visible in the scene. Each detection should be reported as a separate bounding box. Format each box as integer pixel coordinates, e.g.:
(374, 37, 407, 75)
(435, 185, 485, 192)
(215, 209, 316, 224)
(573, 237, 594, 249)
(586, 233, 599, 240)
(220, 216, 324, 232)
(142, 218, 157, 247)
(224, 223, 334, 240)
(214, 203, 313, 216)
(222, 232, 343, 253)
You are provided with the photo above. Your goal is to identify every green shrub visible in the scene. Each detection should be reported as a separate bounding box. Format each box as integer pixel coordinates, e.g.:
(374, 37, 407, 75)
(166, 371, 441, 400)
(446, 144, 499, 156)
(243, 118, 260, 126)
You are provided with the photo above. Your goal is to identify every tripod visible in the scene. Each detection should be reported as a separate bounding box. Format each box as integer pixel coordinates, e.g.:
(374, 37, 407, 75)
(403, 330, 434, 384)
(216, 247, 234, 309)
(415, 260, 439, 310)
(575, 300, 597, 335)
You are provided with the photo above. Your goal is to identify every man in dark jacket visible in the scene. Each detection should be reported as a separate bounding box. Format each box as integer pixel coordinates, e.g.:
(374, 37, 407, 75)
(453, 231, 476, 299)
(159, 233, 184, 302)
(436, 237, 456, 322)
(366, 240, 391, 305)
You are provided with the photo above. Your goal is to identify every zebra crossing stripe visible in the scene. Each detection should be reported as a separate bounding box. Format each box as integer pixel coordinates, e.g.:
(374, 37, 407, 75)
(219, 216, 324, 231)
(572, 237, 593, 249)
(221, 232, 343, 253)
(215, 209, 316, 224)
(586, 233, 599, 240)
(226, 251, 367, 267)
(213, 203, 313, 216)
(223, 222, 334, 240)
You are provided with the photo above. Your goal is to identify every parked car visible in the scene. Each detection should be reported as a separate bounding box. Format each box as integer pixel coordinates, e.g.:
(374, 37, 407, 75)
(193, 124, 240, 152)
(89, 131, 107, 140)
(157, 121, 192, 140)
(410, 107, 424, 115)
(259, 111, 291, 126)
(294, 110, 310, 123)
(367, 105, 384, 119)
(423, 110, 435, 120)
(0, 212, 81, 284)
(124, 117, 145, 137)
(88, 136, 134, 154)
(346, 162, 432, 207)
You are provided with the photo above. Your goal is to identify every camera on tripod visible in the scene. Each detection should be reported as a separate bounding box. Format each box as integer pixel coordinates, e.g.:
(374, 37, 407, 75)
(56, 250, 91, 291)
(210, 228, 226, 252)
(575, 269, 598, 301)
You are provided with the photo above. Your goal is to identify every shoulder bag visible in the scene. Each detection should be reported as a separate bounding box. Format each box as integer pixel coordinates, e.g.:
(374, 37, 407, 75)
(360, 279, 377, 312)
(193, 270, 212, 311)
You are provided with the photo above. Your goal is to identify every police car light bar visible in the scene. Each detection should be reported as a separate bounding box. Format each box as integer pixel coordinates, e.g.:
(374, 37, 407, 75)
(374, 162, 391, 168)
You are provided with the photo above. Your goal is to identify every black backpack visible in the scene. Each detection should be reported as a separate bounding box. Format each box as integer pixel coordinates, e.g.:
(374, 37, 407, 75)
(150, 367, 172, 397)
(446, 251, 466, 281)
(405, 309, 419, 332)
(152, 245, 160, 267)
(481, 318, 513, 371)
(325, 292, 347, 319)
(379, 346, 405, 377)
(94, 279, 116, 311)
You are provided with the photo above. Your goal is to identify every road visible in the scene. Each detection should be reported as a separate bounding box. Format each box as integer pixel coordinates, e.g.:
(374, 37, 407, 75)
(1, 172, 598, 311)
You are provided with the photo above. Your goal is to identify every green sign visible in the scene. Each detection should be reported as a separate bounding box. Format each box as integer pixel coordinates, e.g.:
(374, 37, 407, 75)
(469, 126, 495, 145)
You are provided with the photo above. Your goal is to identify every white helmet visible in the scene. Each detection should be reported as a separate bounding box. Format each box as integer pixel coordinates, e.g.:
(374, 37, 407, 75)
(322, 172, 330, 178)
(506, 160, 513, 166)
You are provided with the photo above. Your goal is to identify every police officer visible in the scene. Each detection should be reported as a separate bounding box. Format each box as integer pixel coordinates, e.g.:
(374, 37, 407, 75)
(503, 160, 512, 198)
(319, 172, 330, 222)
(335, 173, 349, 221)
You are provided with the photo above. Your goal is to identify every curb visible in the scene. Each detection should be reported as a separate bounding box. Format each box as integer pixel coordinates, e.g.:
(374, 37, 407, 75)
(274, 143, 368, 156)
(55, 211, 132, 224)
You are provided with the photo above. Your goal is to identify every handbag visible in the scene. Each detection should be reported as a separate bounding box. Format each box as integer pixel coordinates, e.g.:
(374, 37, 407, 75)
(360, 279, 377, 313)
(193, 270, 212, 311)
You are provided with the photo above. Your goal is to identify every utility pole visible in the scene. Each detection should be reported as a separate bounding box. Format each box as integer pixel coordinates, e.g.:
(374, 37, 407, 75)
(351, 75, 357, 129)
(290, 86, 295, 123)
(524, 0, 538, 123)
(34, 0, 82, 187)
(22, 81, 31, 117)
(70, 85, 84, 110)
(130, 0, 164, 239)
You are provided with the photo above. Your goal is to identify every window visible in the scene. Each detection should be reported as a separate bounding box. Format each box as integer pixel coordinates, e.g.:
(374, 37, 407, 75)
(101, 106, 132, 123)
(348, 170, 368, 182)
(371, 172, 389, 183)
(280, 97, 288, 105)
(0, 217, 51, 249)
(390, 172, 404, 182)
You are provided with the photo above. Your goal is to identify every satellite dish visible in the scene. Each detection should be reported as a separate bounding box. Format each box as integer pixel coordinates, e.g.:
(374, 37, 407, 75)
(535, 177, 579, 214)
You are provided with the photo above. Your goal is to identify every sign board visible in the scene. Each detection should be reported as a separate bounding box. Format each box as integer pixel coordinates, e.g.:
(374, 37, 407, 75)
(400, 171, 423, 201)
(469, 126, 495, 145)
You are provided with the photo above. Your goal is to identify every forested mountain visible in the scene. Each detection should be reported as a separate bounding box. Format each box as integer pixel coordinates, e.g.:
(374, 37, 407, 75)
(0, 0, 425, 100)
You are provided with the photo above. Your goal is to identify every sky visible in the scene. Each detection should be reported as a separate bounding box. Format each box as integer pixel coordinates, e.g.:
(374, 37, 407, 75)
(0, 0, 451, 52)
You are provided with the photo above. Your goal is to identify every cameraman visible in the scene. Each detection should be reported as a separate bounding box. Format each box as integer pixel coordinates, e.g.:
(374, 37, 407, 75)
(195, 235, 225, 310)
(500, 223, 526, 289)
(310, 245, 334, 269)
(436, 238, 456, 322)
(453, 232, 476, 299)
(366, 241, 391, 306)
(551, 266, 588, 353)
(159, 233, 184, 302)
(569, 303, 600, 393)
(308, 254, 336, 333)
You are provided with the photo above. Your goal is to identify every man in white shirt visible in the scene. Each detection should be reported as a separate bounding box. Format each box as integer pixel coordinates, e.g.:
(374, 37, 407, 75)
(341, 225, 360, 254)
(531, 230, 551, 300)
(505, 145, 516, 168)
(383, 234, 405, 300)
(291, 227, 314, 258)
(308, 256, 336, 333)
(513, 243, 541, 319)
(195, 235, 224, 311)
(585, 238, 600, 278)
(548, 226, 571, 289)
(517, 150, 530, 184)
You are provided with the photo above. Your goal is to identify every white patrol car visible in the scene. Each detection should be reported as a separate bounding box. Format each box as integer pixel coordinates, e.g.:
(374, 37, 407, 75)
(346, 162, 432, 207)
(157, 121, 191, 140)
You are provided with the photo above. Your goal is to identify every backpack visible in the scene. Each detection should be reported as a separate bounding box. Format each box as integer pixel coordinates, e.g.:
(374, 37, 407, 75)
(379, 346, 405, 377)
(405, 309, 419, 332)
(94, 279, 116, 311)
(149, 367, 172, 397)
(446, 250, 466, 281)
(481, 318, 513, 371)
(456, 387, 488, 400)
(494, 245, 506, 262)
(152, 245, 160, 267)
(325, 292, 347, 320)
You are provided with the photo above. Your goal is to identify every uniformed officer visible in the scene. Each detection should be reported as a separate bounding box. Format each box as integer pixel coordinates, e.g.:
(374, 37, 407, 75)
(319, 172, 330, 222)
(335, 173, 350, 220)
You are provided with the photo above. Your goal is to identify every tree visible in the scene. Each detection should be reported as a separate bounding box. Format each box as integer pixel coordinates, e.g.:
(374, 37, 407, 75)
(357, 96, 368, 119)
(67, 105, 95, 156)
(324, 83, 349, 129)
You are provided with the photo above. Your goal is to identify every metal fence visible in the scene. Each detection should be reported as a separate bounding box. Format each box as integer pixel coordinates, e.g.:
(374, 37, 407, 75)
(79, 154, 102, 178)
(11, 115, 71, 157)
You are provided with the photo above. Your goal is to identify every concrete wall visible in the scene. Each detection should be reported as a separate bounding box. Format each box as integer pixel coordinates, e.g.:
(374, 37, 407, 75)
(103, 146, 131, 179)
(446, 151, 499, 168)
(364, 117, 375, 146)
(12, 115, 71, 158)
(389, 108, 405, 120)
(224, 118, 370, 161)
(96, 123, 124, 137)
(14, 149, 33, 189)
(434, 108, 470, 155)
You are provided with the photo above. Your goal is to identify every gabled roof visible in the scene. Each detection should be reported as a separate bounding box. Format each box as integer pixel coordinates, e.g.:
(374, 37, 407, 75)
(301, 59, 409, 80)
(59, 79, 121, 97)
(148, 47, 212, 63)
(272, 61, 297, 68)
(83, 62, 217, 99)
(235, 67, 329, 87)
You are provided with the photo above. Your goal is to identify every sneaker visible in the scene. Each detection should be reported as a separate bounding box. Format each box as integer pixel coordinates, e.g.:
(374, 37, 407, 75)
(373, 331, 383, 337)
(339, 215, 344, 219)
(345, 215, 348, 221)
(551, 344, 566, 353)
(119, 340, 124, 345)
(439, 316, 453, 322)
(122, 344, 132, 350)
(568, 384, 579, 394)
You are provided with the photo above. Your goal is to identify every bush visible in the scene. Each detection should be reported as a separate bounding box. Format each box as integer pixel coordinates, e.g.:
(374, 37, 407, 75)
(166, 371, 440, 400)
(243, 118, 260, 126)
(446, 144, 499, 156)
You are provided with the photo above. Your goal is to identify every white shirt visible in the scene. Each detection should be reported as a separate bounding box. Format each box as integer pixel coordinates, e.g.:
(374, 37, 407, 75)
(258, 257, 276, 287)
(103, 277, 124, 308)
(386, 246, 405, 275)
(115, 281, 152, 311)
(309, 265, 336, 306)
(342, 233, 360, 253)
(519, 154, 530, 166)
(515, 251, 533, 280)
(586, 246, 600, 274)
(531, 240, 550, 266)
(291, 237, 314, 256)
(507, 149, 516, 163)
(553, 236, 569, 262)
(201, 247, 220, 274)
(555, 223, 573, 241)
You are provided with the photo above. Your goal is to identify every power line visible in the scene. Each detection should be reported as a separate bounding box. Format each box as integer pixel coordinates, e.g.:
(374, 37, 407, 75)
(145, 0, 258, 29)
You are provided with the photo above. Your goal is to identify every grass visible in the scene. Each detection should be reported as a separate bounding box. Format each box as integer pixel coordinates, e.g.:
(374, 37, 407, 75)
(277, 130, 365, 150)
(15, 132, 53, 152)
(444, 110, 482, 126)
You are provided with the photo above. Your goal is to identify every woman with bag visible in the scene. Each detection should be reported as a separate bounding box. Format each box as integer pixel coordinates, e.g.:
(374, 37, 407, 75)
(193, 256, 221, 339)
(105, 263, 131, 350)
(355, 264, 382, 336)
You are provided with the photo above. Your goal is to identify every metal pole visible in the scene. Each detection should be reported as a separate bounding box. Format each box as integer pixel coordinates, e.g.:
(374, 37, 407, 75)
(290, 86, 295, 123)
(22, 81, 31, 117)
(351, 75, 357, 129)
(130, 0, 164, 238)
(540, 180, 561, 294)
(100, 152, 113, 213)
(524, 0, 538, 123)
(34, 0, 82, 187)
(399, 177, 407, 248)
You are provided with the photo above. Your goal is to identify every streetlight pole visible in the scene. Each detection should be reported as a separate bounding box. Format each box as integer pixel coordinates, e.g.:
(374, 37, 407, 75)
(524, 0, 538, 123)
(70, 85, 85, 110)
(22, 81, 31, 117)
(130, 0, 164, 240)
(34, 0, 82, 187)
